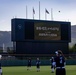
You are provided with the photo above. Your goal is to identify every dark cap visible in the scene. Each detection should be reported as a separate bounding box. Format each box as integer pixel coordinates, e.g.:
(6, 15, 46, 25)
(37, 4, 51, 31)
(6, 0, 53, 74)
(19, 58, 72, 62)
(58, 50, 62, 54)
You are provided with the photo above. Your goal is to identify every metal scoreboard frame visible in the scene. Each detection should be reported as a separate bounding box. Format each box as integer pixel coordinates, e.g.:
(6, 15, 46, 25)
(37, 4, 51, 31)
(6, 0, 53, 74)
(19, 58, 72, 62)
(11, 18, 71, 56)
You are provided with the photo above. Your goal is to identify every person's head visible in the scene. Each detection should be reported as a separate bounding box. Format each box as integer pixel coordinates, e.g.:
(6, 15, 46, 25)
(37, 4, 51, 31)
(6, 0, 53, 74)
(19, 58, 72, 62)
(37, 58, 39, 60)
(58, 50, 63, 55)
(55, 51, 59, 56)
(52, 57, 54, 59)
(55, 50, 63, 56)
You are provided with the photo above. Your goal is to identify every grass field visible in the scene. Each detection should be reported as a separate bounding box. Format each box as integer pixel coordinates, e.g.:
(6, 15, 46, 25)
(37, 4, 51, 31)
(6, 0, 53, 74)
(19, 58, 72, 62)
(2, 65, 76, 75)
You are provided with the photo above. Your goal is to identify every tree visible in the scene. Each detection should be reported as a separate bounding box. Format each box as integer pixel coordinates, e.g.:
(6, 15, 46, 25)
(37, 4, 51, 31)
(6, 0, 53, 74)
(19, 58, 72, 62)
(72, 44, 76, 52)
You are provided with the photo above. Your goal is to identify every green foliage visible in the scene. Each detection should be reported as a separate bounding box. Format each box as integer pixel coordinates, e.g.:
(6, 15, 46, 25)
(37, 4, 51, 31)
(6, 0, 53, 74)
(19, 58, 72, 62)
(69, 44, 76, 53)
(0, 50, 3, 53)
(72, 44, 76, 52)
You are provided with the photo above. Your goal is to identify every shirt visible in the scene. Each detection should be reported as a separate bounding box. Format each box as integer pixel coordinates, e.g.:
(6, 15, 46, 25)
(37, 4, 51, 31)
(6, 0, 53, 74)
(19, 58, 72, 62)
(55, 56, 65, 67)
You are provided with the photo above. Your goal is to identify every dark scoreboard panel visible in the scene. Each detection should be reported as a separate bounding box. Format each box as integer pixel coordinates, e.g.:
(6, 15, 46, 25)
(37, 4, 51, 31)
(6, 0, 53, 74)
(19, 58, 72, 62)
(11, 18, 71, 42)
(16, 42, 69, 55)
(11, 18, 71, 55)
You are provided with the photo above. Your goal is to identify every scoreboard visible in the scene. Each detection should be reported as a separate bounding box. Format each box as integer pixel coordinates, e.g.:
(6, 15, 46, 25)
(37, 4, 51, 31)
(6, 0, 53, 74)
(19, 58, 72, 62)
(11, 18, 71, 55)
(12, 18, 71, 42)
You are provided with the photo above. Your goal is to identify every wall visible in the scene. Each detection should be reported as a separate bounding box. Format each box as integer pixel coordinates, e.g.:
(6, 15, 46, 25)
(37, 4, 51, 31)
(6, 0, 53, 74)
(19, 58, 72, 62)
(1, 59, 76, 66)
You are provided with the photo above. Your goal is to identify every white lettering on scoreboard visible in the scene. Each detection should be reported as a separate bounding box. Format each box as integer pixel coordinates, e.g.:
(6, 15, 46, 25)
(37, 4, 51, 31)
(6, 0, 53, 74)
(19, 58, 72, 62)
(36, 27, 59, 31)
(34, 22, 61, 40)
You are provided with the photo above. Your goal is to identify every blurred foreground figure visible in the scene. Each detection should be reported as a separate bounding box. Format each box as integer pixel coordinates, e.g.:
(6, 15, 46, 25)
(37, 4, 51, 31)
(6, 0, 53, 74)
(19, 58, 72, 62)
(0, 55, 2, 75)
(55, 50, 66, 75)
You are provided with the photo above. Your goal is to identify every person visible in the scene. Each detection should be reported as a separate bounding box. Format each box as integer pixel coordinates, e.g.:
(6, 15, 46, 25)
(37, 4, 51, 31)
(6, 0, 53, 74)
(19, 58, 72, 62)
(50, 57, 55, 73)
(27, 58, 32, 70)
(0, 55, 2, 75)
(36, 58, 41, 72)
(54, 50, 66, 75)
(0, 62, 2, 75)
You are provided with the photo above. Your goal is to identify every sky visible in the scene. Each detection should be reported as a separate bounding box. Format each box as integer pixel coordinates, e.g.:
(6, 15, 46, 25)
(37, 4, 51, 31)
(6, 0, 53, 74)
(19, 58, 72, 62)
(0, 0, 76, 31)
